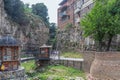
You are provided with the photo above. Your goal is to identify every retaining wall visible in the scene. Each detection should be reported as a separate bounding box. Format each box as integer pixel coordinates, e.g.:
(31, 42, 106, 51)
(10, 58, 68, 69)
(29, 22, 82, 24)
(0, 67, 26, 80)
(82, 51, 95, 73)
(50, 59, 84, 70)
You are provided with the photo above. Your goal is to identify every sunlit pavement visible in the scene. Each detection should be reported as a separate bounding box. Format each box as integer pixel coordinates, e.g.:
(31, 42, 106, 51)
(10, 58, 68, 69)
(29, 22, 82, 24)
(50, 55, 84, 61)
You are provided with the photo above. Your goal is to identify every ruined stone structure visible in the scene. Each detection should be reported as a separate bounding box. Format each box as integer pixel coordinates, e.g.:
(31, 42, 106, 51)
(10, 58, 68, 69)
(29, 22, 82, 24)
(0, 0, 49, 79)
(0, 67, 26, 80)
(0, 34, 26, 80)
(90, 52, 120, 80)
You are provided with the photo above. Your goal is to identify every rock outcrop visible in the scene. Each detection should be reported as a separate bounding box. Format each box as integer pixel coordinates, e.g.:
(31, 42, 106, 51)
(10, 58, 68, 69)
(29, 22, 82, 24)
(0, 0, 49, 49)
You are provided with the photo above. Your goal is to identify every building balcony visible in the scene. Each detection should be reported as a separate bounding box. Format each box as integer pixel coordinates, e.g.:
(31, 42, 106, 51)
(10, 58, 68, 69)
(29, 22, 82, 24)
(59, 0, 67, 5)
(59, 11, 67, 17)
(61, 5, 68, 12)
(81, 0, 93, 10)
(75, 18, 80, 23)
(74, 8, 81, 14)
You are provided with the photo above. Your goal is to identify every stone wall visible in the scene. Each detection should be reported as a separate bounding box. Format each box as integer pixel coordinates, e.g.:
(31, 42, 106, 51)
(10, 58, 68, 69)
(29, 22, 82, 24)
(0, 0, 49, 48)
(58, 0, 75, 30)
(0, 67, 26, 80)
(82, 51, 95, 73)
(50, 51, 95, 73)
(50, 59, 83, 70)
(90, 52, 120, 80)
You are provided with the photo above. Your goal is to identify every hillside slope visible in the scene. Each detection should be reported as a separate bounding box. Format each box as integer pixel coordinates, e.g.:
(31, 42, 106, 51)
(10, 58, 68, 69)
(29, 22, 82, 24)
(0, 0, 49, 48)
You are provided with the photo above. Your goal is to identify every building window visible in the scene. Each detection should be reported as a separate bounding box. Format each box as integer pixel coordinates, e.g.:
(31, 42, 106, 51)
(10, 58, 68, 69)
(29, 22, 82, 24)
(61, 15, 70, 22)
(3, 48, 12, 61)
(68, 15, 70, 19)
(84, 0, 89, 3)
(14, 48, 18, 60)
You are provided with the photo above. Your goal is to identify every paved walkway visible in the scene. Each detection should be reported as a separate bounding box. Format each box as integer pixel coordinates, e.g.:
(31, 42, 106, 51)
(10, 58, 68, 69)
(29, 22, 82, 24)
(21, 57, 35, 62)
(21, 56, 84, 62)
(50, 56, 84, 61)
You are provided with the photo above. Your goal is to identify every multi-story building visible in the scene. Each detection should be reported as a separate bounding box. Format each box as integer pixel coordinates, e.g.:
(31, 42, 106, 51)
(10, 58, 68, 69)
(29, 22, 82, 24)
(58, 0, 94, 50)
(74, 0, 93, 27)
(58, 0, 75, 30)
(74, 0, 94, 49)
(58, 0, 120, 51)
(58, 0, 94, 29)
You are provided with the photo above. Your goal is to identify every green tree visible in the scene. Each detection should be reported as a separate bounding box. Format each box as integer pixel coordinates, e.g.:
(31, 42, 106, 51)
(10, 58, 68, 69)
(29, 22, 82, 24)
(81, 0, 120, 51)
(24, 3, 32, 13)
(48, 23, 57, 49)
(32, 3, 49, 23)
(4, 0, 29, 25)
(49, 23, 56, 39)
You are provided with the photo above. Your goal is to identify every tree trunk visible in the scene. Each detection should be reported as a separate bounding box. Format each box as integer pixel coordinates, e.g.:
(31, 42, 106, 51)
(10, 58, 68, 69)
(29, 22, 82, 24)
(106, 35, 113, 51)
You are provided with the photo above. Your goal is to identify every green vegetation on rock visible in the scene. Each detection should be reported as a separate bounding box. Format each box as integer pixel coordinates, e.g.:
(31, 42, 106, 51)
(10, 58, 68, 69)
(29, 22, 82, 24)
(32, 3, 49, 25)
(47, 23, 57, 49)
(3, 0, 49, 27)
(4, 0, 29, 25)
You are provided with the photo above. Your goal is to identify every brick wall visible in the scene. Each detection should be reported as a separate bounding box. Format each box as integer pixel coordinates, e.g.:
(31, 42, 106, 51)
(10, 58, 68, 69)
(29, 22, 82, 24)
(58, 0, 75, 30)
(90, 52, 120, 80)
(82, 51, 95, 73)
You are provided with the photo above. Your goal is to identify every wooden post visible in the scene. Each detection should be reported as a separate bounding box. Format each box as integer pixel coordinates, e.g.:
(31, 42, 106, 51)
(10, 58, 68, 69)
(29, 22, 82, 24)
(63, 60, 65, 66)
(73, 61, 75, 67)
(62, 60, 64, 65)
(80, 61, 82, 70)
(67, 60, 68, 67)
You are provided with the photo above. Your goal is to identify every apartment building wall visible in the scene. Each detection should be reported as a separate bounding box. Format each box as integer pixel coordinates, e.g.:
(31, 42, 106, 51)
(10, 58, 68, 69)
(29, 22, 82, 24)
(74, 0, 93, 28)
(58, 0, 75, 30)
(57, 0, 94, 50)
(58, 0, 120, 51)
(58, 0, 93, 30)
(74, 0, 94, 48)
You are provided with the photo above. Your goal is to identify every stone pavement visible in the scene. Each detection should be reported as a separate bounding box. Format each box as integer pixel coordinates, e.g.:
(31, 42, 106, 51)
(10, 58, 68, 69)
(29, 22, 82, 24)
(50, 55, 84, 62)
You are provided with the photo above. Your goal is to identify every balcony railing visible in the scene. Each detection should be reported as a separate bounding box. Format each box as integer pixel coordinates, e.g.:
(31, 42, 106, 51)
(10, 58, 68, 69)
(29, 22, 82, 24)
(81, 0, 93, 10)
(59, 11, 67, 17)
(61, 5, 67, 11)
(74, 8, 81, 14)
(75, 18, 80, 23)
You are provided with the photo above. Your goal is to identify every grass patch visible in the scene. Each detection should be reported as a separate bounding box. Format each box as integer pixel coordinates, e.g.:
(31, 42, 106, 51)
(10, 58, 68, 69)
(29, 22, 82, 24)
(21, 61, 86, 80)
(61, 52, 83, 58)
(21, 60, 35, 72)
(45, 65, 86, 78)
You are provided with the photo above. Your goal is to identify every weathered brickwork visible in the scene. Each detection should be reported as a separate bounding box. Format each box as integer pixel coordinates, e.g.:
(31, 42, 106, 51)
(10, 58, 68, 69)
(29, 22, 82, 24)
(58, 0, 75, 30)
(82, 51, 95, 73)
(90, 52, 120, 80)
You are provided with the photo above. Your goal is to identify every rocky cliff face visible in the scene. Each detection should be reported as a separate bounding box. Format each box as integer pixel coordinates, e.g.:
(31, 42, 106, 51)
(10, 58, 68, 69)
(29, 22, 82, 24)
(0, 0, 49, 48)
